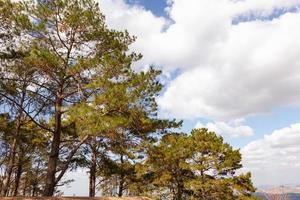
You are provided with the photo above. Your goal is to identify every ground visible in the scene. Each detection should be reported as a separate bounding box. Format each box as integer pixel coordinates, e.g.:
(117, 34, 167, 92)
(0, 197, 152, 200)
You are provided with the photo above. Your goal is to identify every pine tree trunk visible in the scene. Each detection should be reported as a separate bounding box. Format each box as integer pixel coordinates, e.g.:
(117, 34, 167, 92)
(118, 176, 124, 197)
(2, 86, 26, 196)
(32, 184, 37, 197)
(13, 155, 23, 196)
(43, 96, 62, 196)
(1, 113, 22, 196)
(118, 155, 125, 197)
(22, 178, 27, 196)
(89, 140, 97, 197)
(1, 137, 17, 196)
(43, 131, 60, 196)
(0, 179, 2, 193)
(118, 173, 126, 197)
(175, 186, 183, 200)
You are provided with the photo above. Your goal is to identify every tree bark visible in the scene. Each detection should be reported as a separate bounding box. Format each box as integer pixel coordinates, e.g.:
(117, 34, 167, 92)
(118, 155, 125, 197)
(1, 112, 23, 196)
(175, 185, 183, 200)
(1, 137, 17, 196)
(31, 160, 41, 197)
(22, 178, 27, 196)
(32, 184, 37, 197)
(118, 176, 124, 197)
(13, 154, 23, 196)
(43, 96, 62, 196)
(1, 84, 26, 196)
(89, 138, 97, 197)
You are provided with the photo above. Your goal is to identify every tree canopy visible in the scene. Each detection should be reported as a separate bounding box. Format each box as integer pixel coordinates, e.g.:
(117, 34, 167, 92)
(0, 0, 257, 199)
(141, 129, 257, 200)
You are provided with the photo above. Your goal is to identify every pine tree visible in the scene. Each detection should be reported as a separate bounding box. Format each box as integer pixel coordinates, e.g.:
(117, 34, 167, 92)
(0, 0, 180, 196)
(0, 0, 143, 195)
(143, 129, 257, 200)
(0, 0, 258, 198)
(71, 66, 181, 197)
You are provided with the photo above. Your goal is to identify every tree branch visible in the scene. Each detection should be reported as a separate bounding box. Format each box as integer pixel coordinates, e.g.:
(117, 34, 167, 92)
(0, 92, 54, 133)
(55, 135, 90, 184)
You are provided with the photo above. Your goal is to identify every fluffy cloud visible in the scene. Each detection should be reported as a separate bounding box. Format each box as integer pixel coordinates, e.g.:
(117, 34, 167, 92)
(99, 0, 166, 37)
(99, 0, 300, 120)
(157, 1, 300, 120)
(241, 123, 300, 186)
(98, 0, 169, 70)
(195, 119, 254, 138)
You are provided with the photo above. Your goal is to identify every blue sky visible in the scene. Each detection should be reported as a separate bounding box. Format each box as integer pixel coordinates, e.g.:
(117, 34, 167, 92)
(126, 0, 168, 16)
(232, 5, 300, 24)
(63, 0, 300, 195)
(125, 0, 300, 147)
(182, 105, 300, 148)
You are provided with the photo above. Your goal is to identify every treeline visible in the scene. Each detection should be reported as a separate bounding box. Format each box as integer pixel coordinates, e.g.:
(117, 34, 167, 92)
(0, 0, 257, 199)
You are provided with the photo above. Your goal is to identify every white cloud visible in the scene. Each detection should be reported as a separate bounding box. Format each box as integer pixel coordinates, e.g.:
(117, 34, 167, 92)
(157, 3, 300, 120)
(98, 0, 300, 121)
(99, 0, 166, 37)
(98, 0, 169, 70)
(81, 0, 300, 188)
(195, 118, 254, 138)
(241, 123, 300, 186)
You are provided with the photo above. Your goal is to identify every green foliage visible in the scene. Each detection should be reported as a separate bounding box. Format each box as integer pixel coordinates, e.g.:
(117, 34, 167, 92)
(0, 0, 256, 198)
(141, 129, 256, 200)
(0, 113, 49, 196)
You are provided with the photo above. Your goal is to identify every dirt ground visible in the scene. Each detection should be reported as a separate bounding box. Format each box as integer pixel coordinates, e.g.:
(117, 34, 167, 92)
(0, 197, 152, 200)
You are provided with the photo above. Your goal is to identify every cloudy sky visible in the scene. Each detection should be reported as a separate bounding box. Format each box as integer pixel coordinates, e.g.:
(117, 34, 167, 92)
(63, 0, 300, 195)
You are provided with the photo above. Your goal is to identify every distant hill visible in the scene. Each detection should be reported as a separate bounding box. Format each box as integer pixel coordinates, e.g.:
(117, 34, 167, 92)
(256, 186, 300, 200)
(256, 192, 300, 200)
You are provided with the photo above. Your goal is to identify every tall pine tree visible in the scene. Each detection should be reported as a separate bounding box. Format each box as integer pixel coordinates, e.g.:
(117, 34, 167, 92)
(0, 0, 180, 196)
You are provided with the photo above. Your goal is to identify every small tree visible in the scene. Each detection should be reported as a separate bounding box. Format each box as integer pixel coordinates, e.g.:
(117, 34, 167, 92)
(143, 129, 257, 200)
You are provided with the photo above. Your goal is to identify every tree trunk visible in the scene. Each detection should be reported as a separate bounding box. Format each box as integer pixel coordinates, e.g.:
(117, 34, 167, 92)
(32, 184, 37, 197)
(118, 176, 125, 197)
(175, 186, 183, 200)
(2, 85, 26, 196)
(43, 96, 62, 196)
(1, 113, 22, 196)
(1, 137, 17, 196)
(0, 179, 2, 193)
(22, 178, 27, 196)
(118, 155, 125, 197)
(32, 160, 41, 197)
(13, 154, 23, 196)
(89, 139, 97, 197)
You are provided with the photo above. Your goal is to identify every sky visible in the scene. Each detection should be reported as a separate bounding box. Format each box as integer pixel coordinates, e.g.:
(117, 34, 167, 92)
(62, 0, 300, 195)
